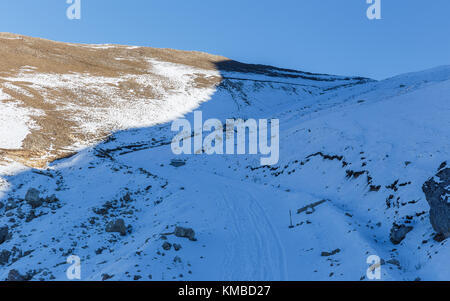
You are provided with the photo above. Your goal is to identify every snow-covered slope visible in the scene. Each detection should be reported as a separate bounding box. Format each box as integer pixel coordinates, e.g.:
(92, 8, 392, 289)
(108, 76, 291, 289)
(0, 34, 448, 281)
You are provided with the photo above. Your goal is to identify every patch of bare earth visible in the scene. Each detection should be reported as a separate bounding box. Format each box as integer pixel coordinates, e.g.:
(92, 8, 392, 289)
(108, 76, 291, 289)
(0, 33, 227, 168)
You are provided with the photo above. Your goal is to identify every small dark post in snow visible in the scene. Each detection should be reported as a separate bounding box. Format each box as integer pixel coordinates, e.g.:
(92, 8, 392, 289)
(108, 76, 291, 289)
(289, 210, 294, 229)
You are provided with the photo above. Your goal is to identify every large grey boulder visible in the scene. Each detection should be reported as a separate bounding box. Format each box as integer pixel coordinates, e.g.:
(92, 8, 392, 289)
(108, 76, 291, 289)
(25, 188, 43, 209)
(422, 166, 450, 239)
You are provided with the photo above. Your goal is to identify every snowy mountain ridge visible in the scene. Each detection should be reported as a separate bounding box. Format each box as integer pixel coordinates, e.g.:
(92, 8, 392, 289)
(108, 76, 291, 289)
(0, 34, 449, 281)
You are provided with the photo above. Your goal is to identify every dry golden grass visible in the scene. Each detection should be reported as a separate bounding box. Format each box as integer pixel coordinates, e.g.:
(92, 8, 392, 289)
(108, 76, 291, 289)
(0, 33, 228, 168)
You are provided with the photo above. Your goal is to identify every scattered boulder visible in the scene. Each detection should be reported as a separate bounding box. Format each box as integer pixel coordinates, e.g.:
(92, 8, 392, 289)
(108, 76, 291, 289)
(5, 200, 17, 211)
(93, 207, 109, 215)
(386, 259, 401, 267)
(102, 274, 114, 281)
(0, 250, 11, 265)
(0, 226, 9, 244)
(390, 224, 413, 245)
(321, 248, 341, 257)
(122, 193, 132, 203)
(162, 242, 172, 251)
(422, 166, 450, 239)
(105, 219, 127, 236)
(170, 159, 186, 167)
(174, 226, 196, 241)
(95, 247, 105, 255)
(433, 233, 447, 242)
(173, 243, 182, 251)
(7, 269, 26, 281)
(0, 202, 4, 210)
(25, 188, 43, 209)
(44, 195, 59, 204)
(25, 210, 37, 223)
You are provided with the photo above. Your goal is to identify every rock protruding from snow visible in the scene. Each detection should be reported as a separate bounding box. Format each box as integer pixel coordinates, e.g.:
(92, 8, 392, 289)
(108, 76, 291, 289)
(162, 242, 172, 251)
(321, 248, 341, 257)
(44, 195, 59, 204)
(6, 269, 26, 281)
(25, 188, 42, 209)
(0, 226, 8, 245)
(105, 219, 127, 236)
(422, 166, 450, 239)
(174, 226, 196, 241)
(0, 250, 11, 265)
(170, 159, 186, 167)
(5, 200, 17, 211)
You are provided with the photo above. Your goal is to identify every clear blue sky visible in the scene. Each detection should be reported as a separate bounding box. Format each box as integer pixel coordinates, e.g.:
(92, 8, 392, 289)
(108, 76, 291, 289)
(1, 0, 449, 80)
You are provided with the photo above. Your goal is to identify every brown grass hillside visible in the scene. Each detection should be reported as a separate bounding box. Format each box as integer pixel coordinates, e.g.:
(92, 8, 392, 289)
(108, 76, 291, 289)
(0, 33, 226, 168)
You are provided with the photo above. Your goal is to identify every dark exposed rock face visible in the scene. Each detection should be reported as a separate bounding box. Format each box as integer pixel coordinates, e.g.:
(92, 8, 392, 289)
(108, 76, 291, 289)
(422, 166, 450, 239)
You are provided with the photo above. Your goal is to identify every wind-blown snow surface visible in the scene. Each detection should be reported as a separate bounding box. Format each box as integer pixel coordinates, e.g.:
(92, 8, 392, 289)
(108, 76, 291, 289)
(0, 62, 449, 281)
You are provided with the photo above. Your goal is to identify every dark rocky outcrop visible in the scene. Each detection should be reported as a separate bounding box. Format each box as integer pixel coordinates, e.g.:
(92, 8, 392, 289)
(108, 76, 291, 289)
(422, 166, 450, 239)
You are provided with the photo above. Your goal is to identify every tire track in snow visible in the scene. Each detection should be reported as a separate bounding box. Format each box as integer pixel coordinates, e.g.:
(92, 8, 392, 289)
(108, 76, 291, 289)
(218, 184, 288, 280)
